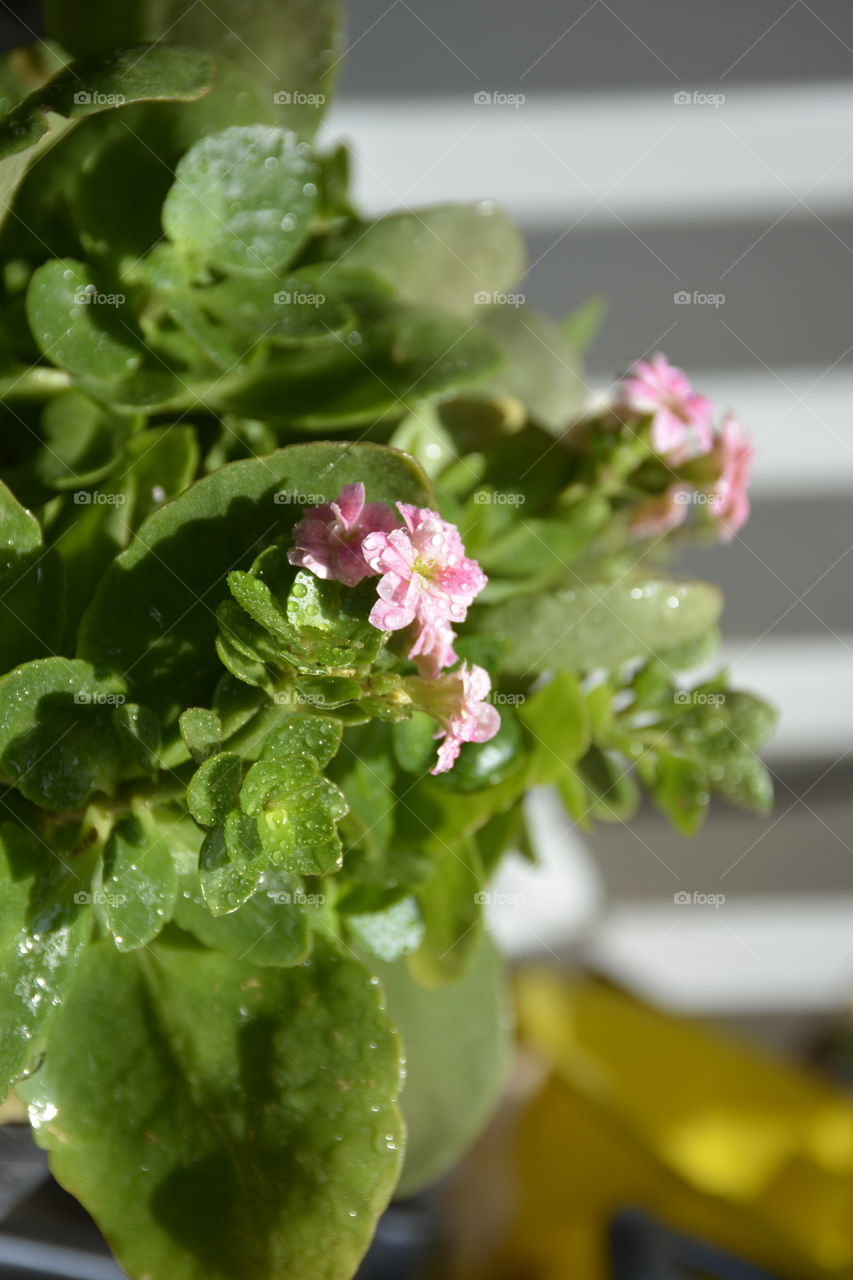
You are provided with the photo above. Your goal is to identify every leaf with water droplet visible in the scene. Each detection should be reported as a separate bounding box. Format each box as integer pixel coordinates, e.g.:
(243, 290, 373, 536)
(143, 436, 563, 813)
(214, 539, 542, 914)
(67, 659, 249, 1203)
(198, 817, 264, 917)
(0, 657, 151, 810)
(19, 931, 403, 1280)
(187, 752, 242, 829)
(0, 478, 64, 672)
(27, 259, 143, 377)
(371, 933, 510, 1197)
(329, 204, 525, 316)
(163, 125, 319, 276)
(260, 713, 341, 769)
(0, 822, 94, 1100)
(175, 869, 309, 968)
(485, 578, 723, 675)
(103, 808, 178, 951)
(179, 707, 222, 764)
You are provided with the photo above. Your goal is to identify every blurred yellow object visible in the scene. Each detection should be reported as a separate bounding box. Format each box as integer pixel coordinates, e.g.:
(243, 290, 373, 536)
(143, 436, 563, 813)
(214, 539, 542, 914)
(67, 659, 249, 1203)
(448, 971, 853, 1280)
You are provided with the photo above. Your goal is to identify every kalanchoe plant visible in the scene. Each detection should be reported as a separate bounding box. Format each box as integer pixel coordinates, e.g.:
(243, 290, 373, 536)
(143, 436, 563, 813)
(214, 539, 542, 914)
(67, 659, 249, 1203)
(0, 4, 776, 1279)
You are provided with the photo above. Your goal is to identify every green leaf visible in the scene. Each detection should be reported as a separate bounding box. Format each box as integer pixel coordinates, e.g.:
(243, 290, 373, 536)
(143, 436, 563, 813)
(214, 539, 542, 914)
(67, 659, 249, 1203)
(26, 259, 142, 377)
(36, 390, 138, 490)
(43, 0, 341, 137)
(338, 745, 397, 859)
(224, 306, 502, 429)
(519, 672, 590, 784)
(111, 701, 160, 775)
(487, 578, 723, 676)
(476, 305, 584, 433)
(0, 658, 139, 809)
(0, 479, 64, 671)
(286, 571, 381, 653)
(199, 820, 264, 917)
(43, 473, 132, 644)
(261, 714, 342, 769)
(710, 750, 774, 814)
(561, 293, 607, 353)
(175, 870, 310, 967)
(723, 691, 777, 751)
(408, 839, 484, 987)
(651, 750, 709, 836)
(346, 896, 424, 964)
(21, 933, 403, 1280)
(0, 44, 214, 159)
(180, 708, 221, 763)
(0, 44, 214, 224)
(577, 746, 640, 823)
(163, 126, 319, 276)
(187, 752, 243, 828)
(122, 425, 200, 527)
(75, 125, 175, 267)
(199, 272, 354, 346)
(103, 809, 178, 951)
(240, 758, 348, 876)
(0, 822, 94, 1100)
(78, 443, 431, 722)
(374, 934, 510, 1198)
(332, 205, 525, 315)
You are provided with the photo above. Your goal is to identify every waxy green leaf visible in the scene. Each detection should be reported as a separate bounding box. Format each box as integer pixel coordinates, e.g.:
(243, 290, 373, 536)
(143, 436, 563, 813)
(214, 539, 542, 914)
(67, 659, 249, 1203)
(36, 391, 139, 490)
(175, 870, 310, 967)
(408, 839, 484, 987)
(21, 933, 403, 1280)
(346, 896, 424, 964)
(27, 259, 142, 378)
(0, 822, 94, 1100)
(0, 658, 139, 810)
(0, 44, 214, 229)
(44, 0, 340, 137)
(477, 304, 584, 433)
(332, 205, 525, 316)
(163, 126, 319, 277)
(187, 752, 242, 828)
(179, 708, 221, 763)
(0, 479, 64, 671)
(199, 819, 264, 917)
(487, 578, 723, 676)
(374, 934, 510, 1197)
(103, 809, 178, 951)
(519, 672, 590, 784)
(240, 755, 348, 876)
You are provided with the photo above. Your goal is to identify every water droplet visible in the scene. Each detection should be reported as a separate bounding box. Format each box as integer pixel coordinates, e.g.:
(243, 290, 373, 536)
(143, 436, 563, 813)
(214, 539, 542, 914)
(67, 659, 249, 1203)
(30, 1101, 58, 1130)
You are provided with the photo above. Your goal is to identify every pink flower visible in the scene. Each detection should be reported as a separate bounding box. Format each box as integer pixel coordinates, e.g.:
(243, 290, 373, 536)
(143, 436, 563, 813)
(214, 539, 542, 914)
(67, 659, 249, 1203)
(709, 414, 753, 542)
(405, 664, 501, 774)
(288, 483, 395, 588)
(362, 504, 487, 676)
(630, 484, 690, 539)
(406, 615, 459, 679)
(617, 354, 714, 464)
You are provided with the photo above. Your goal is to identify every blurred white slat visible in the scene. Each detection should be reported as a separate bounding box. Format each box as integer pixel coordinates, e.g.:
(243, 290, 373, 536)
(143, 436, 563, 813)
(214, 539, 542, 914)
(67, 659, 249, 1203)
(589, 898, 853, 1014)
(325, 83, 853, 225)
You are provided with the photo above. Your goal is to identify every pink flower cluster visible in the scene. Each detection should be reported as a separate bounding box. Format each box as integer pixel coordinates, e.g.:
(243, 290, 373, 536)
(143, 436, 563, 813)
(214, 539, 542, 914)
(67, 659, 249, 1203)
(616, 354, 753, 542)
(289, 484, 498, 773)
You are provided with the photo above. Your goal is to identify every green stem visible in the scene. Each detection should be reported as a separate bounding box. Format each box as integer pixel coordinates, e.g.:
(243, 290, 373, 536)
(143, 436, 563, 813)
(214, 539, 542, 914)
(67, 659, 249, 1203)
(0, 366, 72, 401)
